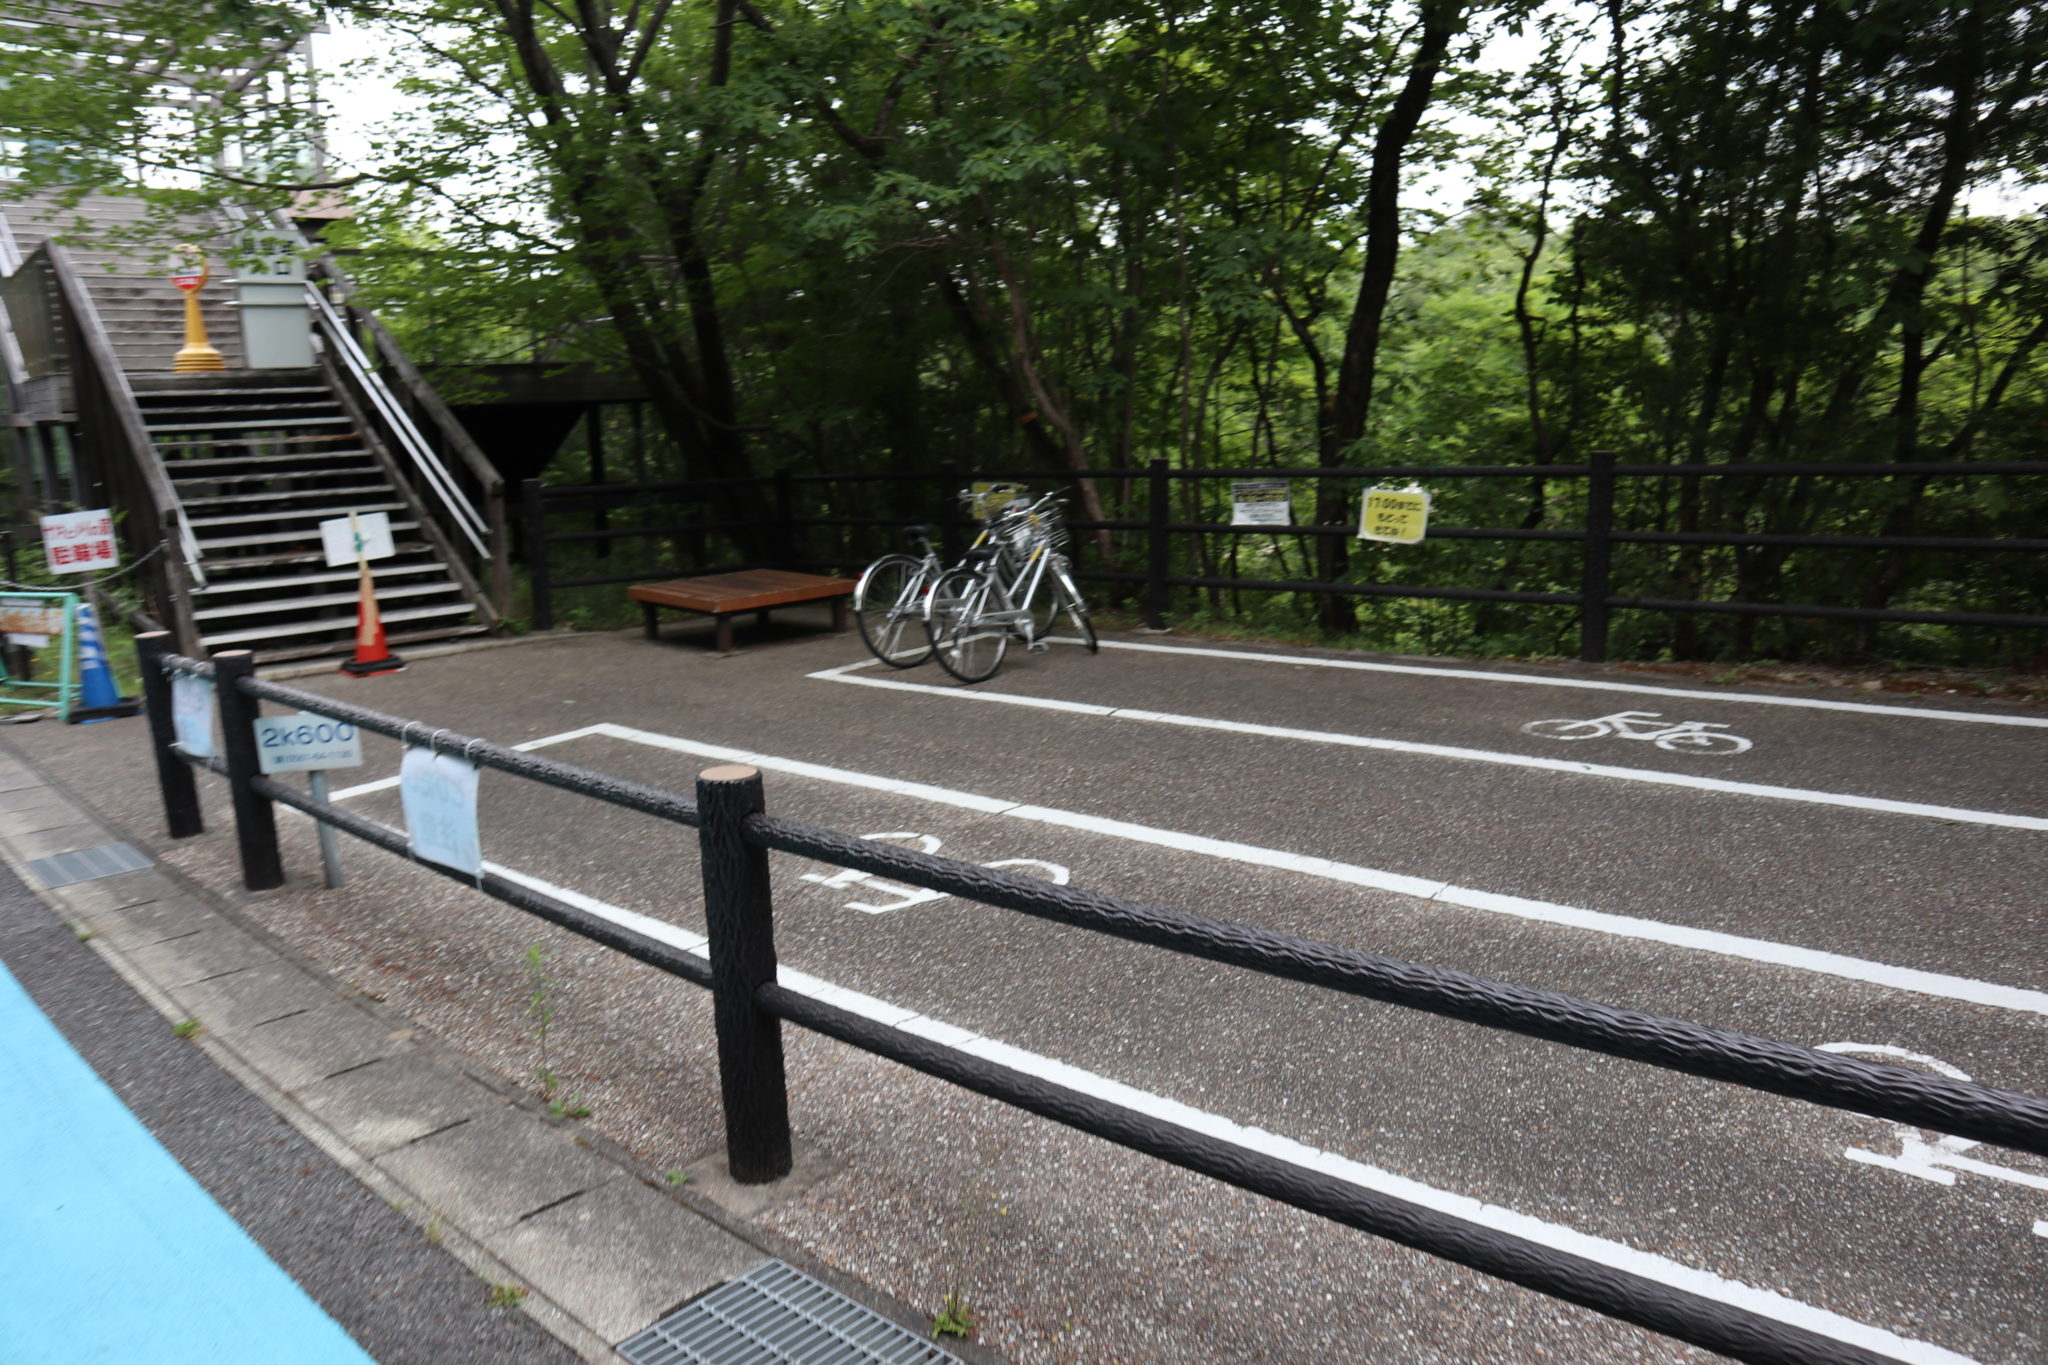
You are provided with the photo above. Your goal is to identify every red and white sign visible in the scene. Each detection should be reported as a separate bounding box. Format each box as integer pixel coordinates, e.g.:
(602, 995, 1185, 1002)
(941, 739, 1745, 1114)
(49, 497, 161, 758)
(40, 510, 119, 574)
(170, 273, 204, 292)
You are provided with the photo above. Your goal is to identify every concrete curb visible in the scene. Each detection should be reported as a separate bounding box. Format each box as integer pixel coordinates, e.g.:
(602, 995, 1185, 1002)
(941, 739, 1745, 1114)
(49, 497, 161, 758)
(0, 736, 884, 1363)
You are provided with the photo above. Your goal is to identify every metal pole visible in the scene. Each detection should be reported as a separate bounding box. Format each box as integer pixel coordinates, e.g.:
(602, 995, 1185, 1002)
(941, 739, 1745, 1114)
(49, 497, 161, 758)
(695, 763, 792, 1184)
(522, 478, 553, 631)
(308, 771, 344, 888)
(1581, 449, 1616, 663)
(213, 650, 284, 890)
(1146, 458, 1170, 630)
(135, 631, 203, 839)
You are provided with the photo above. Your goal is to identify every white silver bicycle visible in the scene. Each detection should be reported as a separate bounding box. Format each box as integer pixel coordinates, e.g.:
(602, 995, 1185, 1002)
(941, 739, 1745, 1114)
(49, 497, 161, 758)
(1520, 710, 1752, 755)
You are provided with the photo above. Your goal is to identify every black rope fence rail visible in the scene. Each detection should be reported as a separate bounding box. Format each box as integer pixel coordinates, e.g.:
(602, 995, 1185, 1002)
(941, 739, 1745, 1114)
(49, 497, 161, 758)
(251, 774, 713, 991)
(758, 981, 1896, 1365)
(743, 815, 2048, 1160)
(163, 656, 702, 830)
(134, 635, 2045, 1365)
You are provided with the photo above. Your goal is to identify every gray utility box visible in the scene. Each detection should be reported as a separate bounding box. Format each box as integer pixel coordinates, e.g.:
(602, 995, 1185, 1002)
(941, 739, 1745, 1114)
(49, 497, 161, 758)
(235, 233, 312, 369)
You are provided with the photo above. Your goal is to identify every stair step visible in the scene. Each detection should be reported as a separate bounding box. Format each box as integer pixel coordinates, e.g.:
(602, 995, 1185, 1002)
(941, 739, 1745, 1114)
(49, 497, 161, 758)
(195, 581, 464, 622)
(138, 387, 330, 402)
(153, 431, 359, 450)
(167, 450, 375, 472)
(251, 622, 492, 666)
(195, 562, 454, 597)
(199, 540, 434, 572)
(201, 601, 477, 647)
(181, 483, 398, 510)
(142, 401, 341, 421)
(173, 468, 385, 492)
(197, 520, 421, 551)
(147, 415, 352, 434)
(192, 500, 407, 530)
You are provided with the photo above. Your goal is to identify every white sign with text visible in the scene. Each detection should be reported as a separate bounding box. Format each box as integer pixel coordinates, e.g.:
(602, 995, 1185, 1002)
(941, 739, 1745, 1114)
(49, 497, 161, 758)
(254, 712, 365, 775)
(400, 746, 482, 875)
(170, 674, 216, 759)
(320, 512, 396, 569)
(40, 510, 118, 574)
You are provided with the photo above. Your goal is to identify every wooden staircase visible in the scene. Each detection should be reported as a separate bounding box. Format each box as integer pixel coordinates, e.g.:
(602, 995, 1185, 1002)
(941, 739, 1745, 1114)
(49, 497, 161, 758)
(133, 371, 487, 661)
(3, 187, 499, 662)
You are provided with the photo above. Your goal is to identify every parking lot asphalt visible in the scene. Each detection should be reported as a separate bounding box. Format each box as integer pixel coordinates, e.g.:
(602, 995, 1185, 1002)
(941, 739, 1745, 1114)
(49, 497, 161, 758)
(9, 615, 2043, 1365)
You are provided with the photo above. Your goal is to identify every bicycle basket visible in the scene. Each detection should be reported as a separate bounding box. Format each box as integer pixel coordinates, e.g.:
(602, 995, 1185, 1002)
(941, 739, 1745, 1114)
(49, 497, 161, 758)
(964, 483, 1030, 521)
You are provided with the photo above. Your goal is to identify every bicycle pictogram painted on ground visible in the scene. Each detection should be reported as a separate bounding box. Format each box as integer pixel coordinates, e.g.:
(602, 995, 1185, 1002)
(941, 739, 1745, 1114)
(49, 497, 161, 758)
(1817, 1043, 2048, 1240)
(1520, 710, 1754, 754)
(798, 832, 1070, 914)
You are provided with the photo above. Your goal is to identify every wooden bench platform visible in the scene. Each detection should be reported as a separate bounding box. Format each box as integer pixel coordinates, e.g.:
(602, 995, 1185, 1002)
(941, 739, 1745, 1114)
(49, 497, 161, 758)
(629, 570, 855, 654)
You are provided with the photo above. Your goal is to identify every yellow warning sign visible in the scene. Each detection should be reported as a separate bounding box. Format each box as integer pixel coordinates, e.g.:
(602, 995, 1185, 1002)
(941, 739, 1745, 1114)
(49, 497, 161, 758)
(1358, 486, 1431, 544)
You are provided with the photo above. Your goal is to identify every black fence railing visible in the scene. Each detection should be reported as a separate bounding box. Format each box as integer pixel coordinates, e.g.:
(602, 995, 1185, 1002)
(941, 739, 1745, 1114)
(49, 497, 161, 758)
(522, 458, 2048, 662)
(137, 630, 2048, 1365)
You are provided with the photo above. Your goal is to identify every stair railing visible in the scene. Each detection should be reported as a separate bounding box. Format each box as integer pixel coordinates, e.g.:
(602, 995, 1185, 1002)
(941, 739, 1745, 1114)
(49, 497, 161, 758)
(42, 242, 206, 651)
(301, 254, 511, 619)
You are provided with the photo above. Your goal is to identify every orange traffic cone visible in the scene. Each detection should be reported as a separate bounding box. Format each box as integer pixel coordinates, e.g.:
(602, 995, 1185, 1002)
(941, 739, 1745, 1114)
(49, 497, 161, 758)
(341, 559, 406, 676)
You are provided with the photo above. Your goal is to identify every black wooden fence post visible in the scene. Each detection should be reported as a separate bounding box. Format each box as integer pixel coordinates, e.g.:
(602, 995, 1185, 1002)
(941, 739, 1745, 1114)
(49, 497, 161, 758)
(135, 631, 202, 839)
(937, 462, 960, 563)
(212, 650, 283, 890)
(773, 468, 796, 567)
(1146, 458, 1170, 630)
(522, 478, 553, 631)
(1581, 449, 1617, 663)
(695, 763, 793, 1184)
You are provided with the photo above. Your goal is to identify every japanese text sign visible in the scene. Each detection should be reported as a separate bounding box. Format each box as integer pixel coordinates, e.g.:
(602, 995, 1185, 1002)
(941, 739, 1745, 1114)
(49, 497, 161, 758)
(40, 510, 118, 574)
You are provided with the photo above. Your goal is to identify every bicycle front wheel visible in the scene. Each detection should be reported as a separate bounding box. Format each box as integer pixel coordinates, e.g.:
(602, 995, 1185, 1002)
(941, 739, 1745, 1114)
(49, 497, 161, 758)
(926, 567, 1009, 684)
(854, 554, 933, 668)
(1054, 564, 1098, 653)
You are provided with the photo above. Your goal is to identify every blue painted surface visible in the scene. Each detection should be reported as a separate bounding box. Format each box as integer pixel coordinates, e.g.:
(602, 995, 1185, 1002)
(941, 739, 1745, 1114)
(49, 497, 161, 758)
(0, 959, 377, 1364)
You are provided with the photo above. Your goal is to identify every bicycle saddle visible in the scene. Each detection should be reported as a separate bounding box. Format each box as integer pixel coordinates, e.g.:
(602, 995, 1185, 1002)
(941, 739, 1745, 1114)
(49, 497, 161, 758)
(901, 523, 935, 538)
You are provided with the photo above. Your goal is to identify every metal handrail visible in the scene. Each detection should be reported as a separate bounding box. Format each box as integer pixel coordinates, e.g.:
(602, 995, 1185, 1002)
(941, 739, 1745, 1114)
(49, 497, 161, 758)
(0, 210, 33, 397)
(305, 284, 489, 555)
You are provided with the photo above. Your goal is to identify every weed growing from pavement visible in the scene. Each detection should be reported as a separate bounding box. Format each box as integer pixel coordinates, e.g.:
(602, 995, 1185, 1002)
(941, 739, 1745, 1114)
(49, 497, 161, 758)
(171, 1018, 201, 1039)
(72, 924, 98, 941)
(932, 1294, 975, 1339)
(523, 942, 592, 1119)
(487, 1282, 526, 1308)
(663, 1170, 692, 1186)
(932, 1139, 1007, 1340)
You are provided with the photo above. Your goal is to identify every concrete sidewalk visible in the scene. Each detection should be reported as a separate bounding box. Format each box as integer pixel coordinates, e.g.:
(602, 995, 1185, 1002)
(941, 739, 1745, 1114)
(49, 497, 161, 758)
(0, 670, 972, 1364)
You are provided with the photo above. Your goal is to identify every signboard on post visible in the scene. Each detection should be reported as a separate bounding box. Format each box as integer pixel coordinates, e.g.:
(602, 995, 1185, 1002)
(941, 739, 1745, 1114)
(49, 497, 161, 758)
(0, 596, 66, 640)
(320, 511, 396, 568)
(1358, 486, 1431, 545)
(40, 510, 118, 574)
(1231, 480, 1293, 527)
(253, 713, 364, 775)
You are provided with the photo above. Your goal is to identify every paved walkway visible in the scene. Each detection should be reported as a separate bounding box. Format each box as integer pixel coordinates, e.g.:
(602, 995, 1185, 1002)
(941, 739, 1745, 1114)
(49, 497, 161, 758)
(0, 710, 909, 1365)
(3, 616, 2042, 1364)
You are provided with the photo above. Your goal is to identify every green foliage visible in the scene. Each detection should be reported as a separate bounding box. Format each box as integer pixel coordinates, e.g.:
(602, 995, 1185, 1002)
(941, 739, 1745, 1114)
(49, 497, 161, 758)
(9, 0, 2046, 667)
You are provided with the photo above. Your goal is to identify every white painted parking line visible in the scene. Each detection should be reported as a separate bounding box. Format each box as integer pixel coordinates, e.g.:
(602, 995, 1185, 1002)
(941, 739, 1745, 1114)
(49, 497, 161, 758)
(1082, 639, 2048, 729)
(322, 792, 1979, 1364)
(316, 723, 2048, 1019)
(806, 661, 2048, 831)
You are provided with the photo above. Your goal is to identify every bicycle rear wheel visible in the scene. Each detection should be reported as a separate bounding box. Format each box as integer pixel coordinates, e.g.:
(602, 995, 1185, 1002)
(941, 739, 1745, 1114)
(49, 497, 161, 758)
(854, 554, 933, 668)
(926, 567, 1009, 683)
(1053, 564, 1098, 653)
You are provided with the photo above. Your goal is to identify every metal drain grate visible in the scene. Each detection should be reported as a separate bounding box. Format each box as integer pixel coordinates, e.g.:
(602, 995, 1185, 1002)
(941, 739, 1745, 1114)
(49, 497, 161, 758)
(617, 1261, 955, 1365)
(25, 843, 152, 887)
